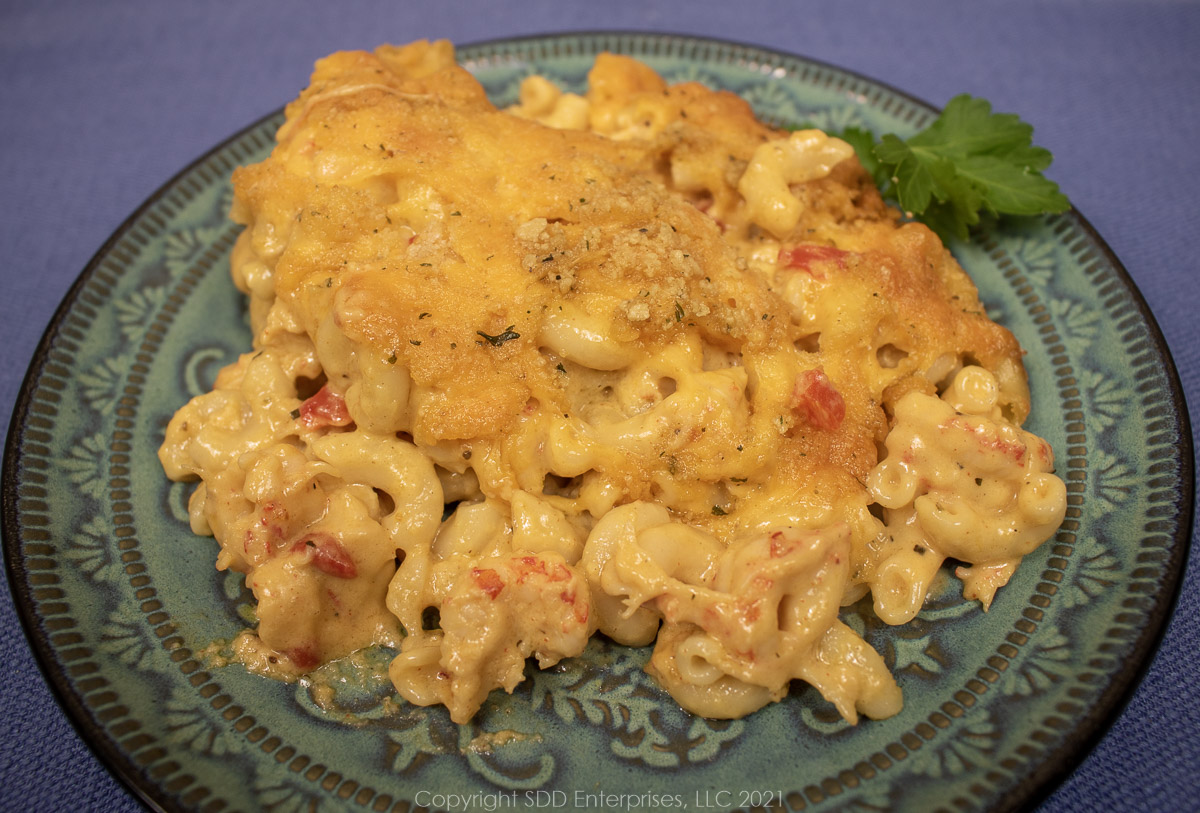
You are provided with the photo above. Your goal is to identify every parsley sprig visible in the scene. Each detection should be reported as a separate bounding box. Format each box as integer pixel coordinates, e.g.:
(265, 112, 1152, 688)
(837, 95, 1070, 242)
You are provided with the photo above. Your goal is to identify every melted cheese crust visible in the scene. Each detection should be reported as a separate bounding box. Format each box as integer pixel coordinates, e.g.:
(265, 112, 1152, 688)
(159, 40, 1065, 724)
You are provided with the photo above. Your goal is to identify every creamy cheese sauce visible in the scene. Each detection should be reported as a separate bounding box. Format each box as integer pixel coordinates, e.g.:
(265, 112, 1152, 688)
(159, 40, 1065, 725)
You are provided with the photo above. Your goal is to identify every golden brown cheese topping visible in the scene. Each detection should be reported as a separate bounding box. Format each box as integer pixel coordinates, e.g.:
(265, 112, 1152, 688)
(159, 40, 1065, 725)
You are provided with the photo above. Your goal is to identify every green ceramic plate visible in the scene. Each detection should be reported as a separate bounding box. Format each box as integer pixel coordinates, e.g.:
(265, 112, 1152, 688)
(3, 33, 1192, 813)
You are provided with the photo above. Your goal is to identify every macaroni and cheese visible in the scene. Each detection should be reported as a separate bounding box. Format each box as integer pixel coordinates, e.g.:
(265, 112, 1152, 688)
(159, 40, 1066, 724)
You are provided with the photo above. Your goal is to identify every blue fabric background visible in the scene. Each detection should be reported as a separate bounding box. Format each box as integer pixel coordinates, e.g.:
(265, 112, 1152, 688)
(2, 1, 1196, 810)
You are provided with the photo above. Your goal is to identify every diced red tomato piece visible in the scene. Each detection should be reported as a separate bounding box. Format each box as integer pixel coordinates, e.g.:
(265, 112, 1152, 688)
(791, 368, 846, 432)
(778, 244, 851, 277)
(472, 568, 505, 599)
(292, 533, 357, 579)
(287, 646, 320, 670)
(511, 555, 571, 584)
(298, 385, 353, 428)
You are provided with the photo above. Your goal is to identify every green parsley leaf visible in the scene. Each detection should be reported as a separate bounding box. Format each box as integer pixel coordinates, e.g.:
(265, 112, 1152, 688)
(837, 125, 887, 187)
(838, 95, 1069, 242)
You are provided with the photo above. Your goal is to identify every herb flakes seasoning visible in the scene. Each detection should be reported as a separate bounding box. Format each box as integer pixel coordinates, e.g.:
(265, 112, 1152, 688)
(477, 325, 521, 347)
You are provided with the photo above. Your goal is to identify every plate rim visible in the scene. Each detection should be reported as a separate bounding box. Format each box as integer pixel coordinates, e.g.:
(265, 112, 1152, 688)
(2, 29, 1193, 813)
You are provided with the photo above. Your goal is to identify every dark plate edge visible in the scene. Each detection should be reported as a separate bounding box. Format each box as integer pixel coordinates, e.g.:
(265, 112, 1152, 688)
(0, 113, 284, 813)
(0, 28, 1193, 813)
(988, 209, 1195, 813)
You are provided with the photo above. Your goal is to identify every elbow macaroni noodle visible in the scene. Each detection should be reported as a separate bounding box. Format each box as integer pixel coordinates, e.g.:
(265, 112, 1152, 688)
(158, 41, 1066, 725)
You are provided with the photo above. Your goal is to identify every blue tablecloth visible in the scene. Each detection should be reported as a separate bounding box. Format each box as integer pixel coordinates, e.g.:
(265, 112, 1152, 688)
(2, 1, 1196, 810)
